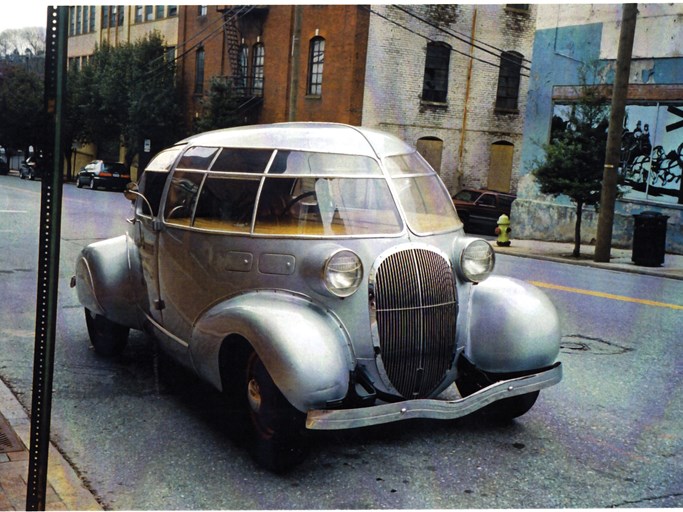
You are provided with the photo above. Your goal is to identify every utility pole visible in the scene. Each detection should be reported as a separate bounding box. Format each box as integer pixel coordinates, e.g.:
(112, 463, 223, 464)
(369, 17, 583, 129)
(594, 3, 638, 262)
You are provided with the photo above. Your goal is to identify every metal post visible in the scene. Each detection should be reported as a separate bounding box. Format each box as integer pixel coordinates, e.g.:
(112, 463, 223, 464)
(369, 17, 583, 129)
(594, 4, 638, 262)
(26, 6, 68, 511)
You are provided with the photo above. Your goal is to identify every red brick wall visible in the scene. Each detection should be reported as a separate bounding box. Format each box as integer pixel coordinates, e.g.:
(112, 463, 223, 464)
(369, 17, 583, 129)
(178, 5, 370, 132)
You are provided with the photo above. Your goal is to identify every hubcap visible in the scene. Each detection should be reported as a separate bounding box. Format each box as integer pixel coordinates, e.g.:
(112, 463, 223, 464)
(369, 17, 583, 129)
(247, 378, 262, 413)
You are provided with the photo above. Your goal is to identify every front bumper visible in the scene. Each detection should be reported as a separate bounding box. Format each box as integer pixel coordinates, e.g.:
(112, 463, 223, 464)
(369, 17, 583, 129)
(306, 362, 562, 430)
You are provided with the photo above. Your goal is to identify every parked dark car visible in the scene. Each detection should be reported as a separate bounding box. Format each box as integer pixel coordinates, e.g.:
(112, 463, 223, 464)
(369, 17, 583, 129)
(19, 154, 44, 180)
(76, 160, 130, 190)
(0, 148, 9, 175)
(452, 188, 516, 235)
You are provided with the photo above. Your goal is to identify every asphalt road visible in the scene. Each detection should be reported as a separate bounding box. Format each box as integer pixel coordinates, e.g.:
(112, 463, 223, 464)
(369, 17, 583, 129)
(1, 175, 681, 509)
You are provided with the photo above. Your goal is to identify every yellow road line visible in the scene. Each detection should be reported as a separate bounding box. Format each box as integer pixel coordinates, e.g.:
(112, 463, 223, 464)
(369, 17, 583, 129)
(529, 281, 683, 311)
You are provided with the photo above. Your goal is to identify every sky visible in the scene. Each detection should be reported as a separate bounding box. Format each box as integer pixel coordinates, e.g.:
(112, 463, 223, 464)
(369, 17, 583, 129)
(0, 2, 57, 32)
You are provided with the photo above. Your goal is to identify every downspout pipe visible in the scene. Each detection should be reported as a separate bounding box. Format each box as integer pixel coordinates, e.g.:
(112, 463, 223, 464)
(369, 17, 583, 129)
(288, 5, 303, 121)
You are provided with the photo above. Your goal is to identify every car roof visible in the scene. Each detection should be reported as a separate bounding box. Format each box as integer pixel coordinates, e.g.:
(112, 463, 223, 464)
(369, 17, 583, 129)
(459, 188, 516, 197)
(177, 122, 415, 159)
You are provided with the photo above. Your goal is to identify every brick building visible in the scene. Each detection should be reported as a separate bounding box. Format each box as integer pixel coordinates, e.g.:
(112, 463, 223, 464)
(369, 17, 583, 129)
(178, 5, 370, 131)
(362, 5, 536, 194)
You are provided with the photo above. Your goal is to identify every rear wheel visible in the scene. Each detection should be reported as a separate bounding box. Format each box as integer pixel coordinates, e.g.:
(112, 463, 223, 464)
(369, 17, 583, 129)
(456, 357, 539, 421)
(84, 308, 129, 357)
(89, 178, 96, 189)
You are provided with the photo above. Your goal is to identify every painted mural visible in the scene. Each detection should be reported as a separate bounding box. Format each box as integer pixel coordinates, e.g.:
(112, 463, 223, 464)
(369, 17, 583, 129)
(553, 103, 683, 205)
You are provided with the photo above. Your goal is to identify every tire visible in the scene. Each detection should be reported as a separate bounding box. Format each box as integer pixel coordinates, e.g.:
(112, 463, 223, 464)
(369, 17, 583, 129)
(232, 349, 309, 472)
(89, 177, 96, 190)
(84, 308, 129, 357)
(76, 178, 83, 188)
(456, 357, 539, 421)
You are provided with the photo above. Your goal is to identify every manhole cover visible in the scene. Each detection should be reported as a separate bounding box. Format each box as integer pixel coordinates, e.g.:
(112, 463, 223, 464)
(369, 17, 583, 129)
(561, 334, 633, 355)
(0, 412, 24, 453)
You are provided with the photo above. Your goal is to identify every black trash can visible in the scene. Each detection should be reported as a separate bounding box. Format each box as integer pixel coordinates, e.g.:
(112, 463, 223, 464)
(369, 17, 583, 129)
(632, 211, 669, 267)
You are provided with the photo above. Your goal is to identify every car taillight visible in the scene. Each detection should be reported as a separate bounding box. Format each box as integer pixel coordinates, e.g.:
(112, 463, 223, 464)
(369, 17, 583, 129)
(99, 172, 112, 177)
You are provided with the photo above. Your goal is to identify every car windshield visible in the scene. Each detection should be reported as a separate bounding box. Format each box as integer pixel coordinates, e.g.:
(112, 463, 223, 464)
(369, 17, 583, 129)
(102, 162, 126, 173)
(164, 148, 402, 236)
(453, 189, 482, 202)
(384, 152, 461, 234)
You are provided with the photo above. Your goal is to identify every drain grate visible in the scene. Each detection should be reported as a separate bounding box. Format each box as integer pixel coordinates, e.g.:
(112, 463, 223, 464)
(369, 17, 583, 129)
(0, 412, 24, 453)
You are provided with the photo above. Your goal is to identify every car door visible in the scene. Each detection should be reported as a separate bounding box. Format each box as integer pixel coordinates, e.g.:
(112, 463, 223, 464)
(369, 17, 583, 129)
(472, 192, 498, 230)
(130, 149, 180, 326)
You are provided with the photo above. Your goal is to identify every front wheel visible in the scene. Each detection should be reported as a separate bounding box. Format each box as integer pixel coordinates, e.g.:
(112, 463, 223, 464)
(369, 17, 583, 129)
(240, 350, 309, 472)
(84, 308, 129, 357)
(89, 178, 96, 190)
(456, 357, 539, 421)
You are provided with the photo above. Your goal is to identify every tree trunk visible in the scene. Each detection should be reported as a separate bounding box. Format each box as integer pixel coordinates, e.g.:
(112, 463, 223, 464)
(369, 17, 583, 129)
(573, 200, 583, 258)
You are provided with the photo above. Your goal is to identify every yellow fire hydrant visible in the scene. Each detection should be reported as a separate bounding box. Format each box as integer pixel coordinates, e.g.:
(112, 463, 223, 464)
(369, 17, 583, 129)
(495, 214, 511, 247)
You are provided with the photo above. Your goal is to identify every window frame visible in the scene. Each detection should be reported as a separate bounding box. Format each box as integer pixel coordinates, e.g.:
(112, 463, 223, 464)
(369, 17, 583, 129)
(307, 36, 325, 96)
(495, 51, 523, 112)
(252, 43, 265, 97)
(195, 47, 205, 94)
(421, 42, 451, 104)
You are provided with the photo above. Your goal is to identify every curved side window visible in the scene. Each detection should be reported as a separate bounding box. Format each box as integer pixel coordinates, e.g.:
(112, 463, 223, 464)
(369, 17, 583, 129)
(136, 147, 181, 217)
(163, 171, 205, 227)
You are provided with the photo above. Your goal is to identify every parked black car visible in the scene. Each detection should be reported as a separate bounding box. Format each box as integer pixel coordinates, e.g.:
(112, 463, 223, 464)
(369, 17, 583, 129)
(19, 155, 43, 180)
(0, 148, 8, 175)
(452, 188, 516, 235)
(76, 160, 130, 190)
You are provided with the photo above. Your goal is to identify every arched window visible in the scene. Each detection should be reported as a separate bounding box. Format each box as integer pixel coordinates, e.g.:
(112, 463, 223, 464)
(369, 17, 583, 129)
(495, 51, 523, 111)
(195, 47, 205, 94)
(307, 37, 325, 96)
(252, 43, 264, 97)
(488, 140, 514, 192)
(237, 45, 248, 95)
(422, 42, 451, 103)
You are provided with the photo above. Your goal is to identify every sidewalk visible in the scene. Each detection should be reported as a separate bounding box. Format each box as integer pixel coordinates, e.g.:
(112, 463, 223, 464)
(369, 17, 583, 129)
(0, 380, 102, 511)
(0, 237, 680, 511)
(491, 237, 683, 280)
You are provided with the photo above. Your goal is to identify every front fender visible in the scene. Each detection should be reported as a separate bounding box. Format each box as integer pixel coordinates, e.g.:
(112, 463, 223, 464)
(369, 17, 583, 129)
(191, 291, 353, 412)
(466, 276, 560, 373)
(73, 234, 144, 329)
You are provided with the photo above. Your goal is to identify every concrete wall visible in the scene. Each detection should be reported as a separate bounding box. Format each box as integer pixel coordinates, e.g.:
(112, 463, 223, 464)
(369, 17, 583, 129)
(516, 4, 683, 254)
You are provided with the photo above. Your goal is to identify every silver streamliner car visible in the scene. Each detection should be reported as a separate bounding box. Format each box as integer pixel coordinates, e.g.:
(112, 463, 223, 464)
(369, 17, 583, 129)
(72, 123, 562, 471)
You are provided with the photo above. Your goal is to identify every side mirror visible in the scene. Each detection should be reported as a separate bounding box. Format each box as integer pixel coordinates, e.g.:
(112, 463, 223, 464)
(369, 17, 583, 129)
(124, 181, 139, 202)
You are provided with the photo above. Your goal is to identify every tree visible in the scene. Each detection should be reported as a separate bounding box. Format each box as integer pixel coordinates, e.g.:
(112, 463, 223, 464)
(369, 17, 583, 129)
(0, 61, 46, 157)
(194, 76, 244, 133)
(532, 84, 610, 257)
(69, 32, 184, 169)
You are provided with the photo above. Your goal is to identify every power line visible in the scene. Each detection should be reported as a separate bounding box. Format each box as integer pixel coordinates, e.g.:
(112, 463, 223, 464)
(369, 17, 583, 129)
(393, 5, 531, 71)
(365, 6, 530, 79)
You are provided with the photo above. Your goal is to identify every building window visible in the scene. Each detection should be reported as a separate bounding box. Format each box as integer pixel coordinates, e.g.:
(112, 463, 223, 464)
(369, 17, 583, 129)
(198, 5, 208, 17)
(307, 37, 325, 96)
(101, 6, 109, 29)
(69, 7, 75, 36)
(156, 5, 165, 20)
(422, 42, 451, 103)
(238, 45, 249, 95)
(145, 5, 154, 21)
(89, 6, 96, 32)
(135, 5, 143, 23)
(76, 6, 82, 34)
(167, 6, 178, 17)
(195, 47, 205, 94)
(252, 43, 264, 97)
(495, 51, 523, 112)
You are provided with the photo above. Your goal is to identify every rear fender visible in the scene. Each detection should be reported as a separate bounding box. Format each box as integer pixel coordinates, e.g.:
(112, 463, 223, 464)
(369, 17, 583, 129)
(465, 276, 560, 373)
(191, 291, 353, 412)
(73, 234, 144, 329)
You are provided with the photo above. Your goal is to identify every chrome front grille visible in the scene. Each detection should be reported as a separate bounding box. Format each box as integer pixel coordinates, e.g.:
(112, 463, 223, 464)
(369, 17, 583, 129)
(370, 246, 458, 399)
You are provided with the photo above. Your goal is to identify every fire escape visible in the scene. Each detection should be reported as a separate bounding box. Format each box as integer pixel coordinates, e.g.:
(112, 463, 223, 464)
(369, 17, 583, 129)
(220, 5, 268, 120)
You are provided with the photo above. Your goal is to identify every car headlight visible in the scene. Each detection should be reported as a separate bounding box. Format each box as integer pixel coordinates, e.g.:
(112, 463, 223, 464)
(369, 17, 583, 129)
(458, 239, 495, 283)
(323, 249, 363, 297)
